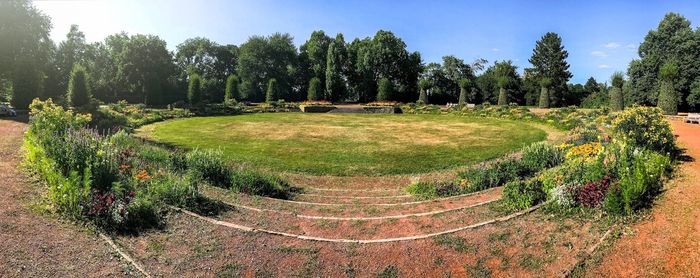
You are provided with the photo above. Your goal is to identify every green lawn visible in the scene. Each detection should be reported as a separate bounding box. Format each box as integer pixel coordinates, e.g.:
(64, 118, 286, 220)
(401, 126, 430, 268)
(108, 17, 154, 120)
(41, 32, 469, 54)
(138, 113, 547, 176)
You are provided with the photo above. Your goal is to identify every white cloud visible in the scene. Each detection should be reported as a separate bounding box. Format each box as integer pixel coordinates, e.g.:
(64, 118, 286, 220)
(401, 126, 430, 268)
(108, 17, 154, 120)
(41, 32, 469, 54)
(591, 51, 608, 57)
(604, 42, 621, 49)
(491, 48, 500, 52)
(625, 43, 636, 49)
(598, 64, 611, 69)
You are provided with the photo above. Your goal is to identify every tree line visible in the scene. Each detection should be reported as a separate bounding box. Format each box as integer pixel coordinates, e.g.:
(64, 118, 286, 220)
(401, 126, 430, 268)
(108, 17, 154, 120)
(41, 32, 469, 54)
(2, 1, 699, 112)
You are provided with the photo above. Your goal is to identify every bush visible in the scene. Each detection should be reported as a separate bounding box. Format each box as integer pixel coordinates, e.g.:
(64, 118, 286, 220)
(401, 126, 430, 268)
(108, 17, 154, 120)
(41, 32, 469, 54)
(406, 181, 460, 199)
(520, 142, 564, 174)
(377, 78, 393, 101)
(574, 176, 611, 208)
(503, 180, 546, 210)
(225, 75, 239, 102)
(308, 77, 322, 101)
(497, 88, 508, 106)
(657, 80, 678, 115)
(266, 78, 278, 103)
(604, 147, 671, 214)
(229, 170, 292, 199)
(188, 74, 202, 105)
(185, 149, 232, 187)
(610, 106, 676, 154)
(146, 173, 200, 208)
(67, 64, 92, 108)
(538, 86, 550, 108)
(609, 87, 624, 112)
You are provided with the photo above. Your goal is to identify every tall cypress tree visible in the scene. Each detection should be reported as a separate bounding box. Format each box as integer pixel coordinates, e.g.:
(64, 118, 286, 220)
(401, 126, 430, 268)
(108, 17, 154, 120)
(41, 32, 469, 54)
(528, 32, 572, 107)
(188, 74, 202, 105)
(497, 77, 509, 106)
(657, 62, 679, 115)
(11, 60, 41, 109)
(266, 78, 278, 103)
(308, 77, 322, 101)
(224, 75, 239, 102)
(458, 79, 470, 106)
(609, 72, 625, 111)
(539, 78, 552, 108)
(377, 78, 393, 102)
(418, 79, 430, 104)
(67, 64, 91, 107)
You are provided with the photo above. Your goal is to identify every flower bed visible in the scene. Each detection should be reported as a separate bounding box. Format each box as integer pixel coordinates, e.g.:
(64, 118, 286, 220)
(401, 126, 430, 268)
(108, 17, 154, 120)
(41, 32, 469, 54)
(24, 98, 293, 231)
(407, 105, 678, 215)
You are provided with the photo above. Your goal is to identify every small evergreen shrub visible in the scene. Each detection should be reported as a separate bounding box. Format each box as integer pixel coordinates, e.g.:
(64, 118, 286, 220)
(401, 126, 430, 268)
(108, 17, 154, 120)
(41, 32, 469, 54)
(497, 88, 508, 106)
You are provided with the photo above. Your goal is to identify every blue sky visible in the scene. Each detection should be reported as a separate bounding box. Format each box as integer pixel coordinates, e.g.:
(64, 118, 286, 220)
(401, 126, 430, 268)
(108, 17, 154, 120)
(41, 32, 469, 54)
(35, 0, 700, 83)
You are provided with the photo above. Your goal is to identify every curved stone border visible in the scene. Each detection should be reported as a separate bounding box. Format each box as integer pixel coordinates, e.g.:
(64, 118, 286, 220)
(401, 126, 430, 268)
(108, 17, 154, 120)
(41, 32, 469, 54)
(100, 233, 151, 278)
(296, 193, 413, 199)
(172, 203, 543, 244)
(306, 187, 404, 193)
(217, 197, 500, 221)
(263, 187, 501, 206)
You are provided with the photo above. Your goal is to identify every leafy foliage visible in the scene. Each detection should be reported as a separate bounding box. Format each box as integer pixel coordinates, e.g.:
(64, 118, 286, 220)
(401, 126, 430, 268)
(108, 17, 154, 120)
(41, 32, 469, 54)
(224, 75, 239, 102)
(188, 74, 203, 105)
(307, 77, 322, 101)
(67, 64, 91, 107)
(527, 32, 572, 106)
(376, 78, 393, 101)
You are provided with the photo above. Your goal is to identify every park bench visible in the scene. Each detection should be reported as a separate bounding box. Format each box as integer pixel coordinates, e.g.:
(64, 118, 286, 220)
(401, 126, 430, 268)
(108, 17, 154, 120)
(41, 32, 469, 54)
(686, 113, 700, 124)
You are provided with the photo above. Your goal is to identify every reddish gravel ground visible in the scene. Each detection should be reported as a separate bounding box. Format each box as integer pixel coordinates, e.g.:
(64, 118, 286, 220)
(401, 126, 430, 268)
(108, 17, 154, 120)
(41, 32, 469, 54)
(589, 119, 700, 277)
(0, 118, 131, 277)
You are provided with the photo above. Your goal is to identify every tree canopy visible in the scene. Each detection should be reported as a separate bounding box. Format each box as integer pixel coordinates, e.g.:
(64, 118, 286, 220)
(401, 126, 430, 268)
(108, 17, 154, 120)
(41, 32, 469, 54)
(527, 32, 572, 106)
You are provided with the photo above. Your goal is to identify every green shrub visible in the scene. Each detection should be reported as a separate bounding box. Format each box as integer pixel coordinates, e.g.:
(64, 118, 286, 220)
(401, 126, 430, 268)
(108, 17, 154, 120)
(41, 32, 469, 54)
(146, 173, 200, 208)
(377, 78, 393, 101)
(604, 146, 671, 214)
(229, 170, 291, 199)
(188, 74, 203, 105)
(538, 78, 551, 108)
(185, 149, 232, 187)
(266, 78, 278, 103)
(520, 142, 564, 174)
(225, 75, 239, 102)
(497, 88, 508, 106)
(609, 87, 624, 112)
(67, 64, 92, 108)
(307, 77, 322, 101)
(610, 106, 676, 154)
(657, 62, 678, 115)
(503, 180, 546, 210)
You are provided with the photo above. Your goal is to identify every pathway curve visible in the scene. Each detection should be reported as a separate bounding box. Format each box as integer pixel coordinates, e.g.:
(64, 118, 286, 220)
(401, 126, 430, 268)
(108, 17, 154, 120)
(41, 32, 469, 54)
(590, 120, 700, 276)
(0, 119, 127, 277)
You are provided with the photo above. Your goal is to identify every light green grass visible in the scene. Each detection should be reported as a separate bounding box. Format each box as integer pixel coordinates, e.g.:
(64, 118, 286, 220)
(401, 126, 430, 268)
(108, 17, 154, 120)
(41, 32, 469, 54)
(138, 113, 546, 176)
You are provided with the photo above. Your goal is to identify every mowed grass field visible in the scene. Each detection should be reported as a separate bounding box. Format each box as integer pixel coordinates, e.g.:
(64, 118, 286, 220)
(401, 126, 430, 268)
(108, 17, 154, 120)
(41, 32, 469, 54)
(138, 113, 547, 176)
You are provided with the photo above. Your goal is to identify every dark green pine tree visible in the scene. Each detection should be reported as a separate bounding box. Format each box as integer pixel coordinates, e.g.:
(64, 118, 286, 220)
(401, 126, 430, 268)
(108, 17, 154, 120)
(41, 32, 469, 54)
(528, 32, 572, 106)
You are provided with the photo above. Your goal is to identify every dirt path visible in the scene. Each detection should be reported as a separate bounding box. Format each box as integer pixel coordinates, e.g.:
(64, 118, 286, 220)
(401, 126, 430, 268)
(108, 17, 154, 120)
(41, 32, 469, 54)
(0, 119, 129, 277)
(590, 120, 700, 276)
